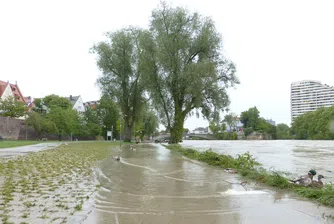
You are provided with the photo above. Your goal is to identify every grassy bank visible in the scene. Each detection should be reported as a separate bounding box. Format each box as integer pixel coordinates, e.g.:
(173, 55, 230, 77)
(0, 141, 119, 224)
(165, 144, 334, 207)
(0, 141, 41, 148)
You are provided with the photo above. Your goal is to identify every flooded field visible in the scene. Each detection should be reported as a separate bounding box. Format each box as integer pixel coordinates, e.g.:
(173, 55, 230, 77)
(86, 143, 334, 224)
(0, 142, 110, 224)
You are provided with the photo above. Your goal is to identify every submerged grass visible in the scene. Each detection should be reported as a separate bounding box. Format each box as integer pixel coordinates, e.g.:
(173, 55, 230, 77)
(0, 141, 122, 222)
(166, 144, 334, 207)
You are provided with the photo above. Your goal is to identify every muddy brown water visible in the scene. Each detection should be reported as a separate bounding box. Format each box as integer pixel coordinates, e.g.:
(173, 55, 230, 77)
(85, 142, 334, 224)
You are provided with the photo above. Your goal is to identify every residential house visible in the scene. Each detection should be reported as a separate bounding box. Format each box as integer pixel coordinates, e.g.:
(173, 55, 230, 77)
(65, 95, 86, 113)
(192, 127, 208, 134)
(0, 80, 26, 103)
(224, 120, 244, 132)
(0, 80, 29, 119)
(84, 100, 99, 110)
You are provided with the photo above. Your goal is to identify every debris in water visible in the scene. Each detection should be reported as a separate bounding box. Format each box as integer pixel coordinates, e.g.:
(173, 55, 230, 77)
(224, 168, 238, 174)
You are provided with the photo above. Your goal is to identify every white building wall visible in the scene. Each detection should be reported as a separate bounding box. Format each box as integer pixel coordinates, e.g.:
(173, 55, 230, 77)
(72, 96, 86, 113)
(1, 84, 14, 100)
(291, 80, 334, 120)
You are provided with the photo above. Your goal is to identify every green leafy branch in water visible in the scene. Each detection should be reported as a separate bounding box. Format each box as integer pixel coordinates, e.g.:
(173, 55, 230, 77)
(235, 152, 260, 170)
(166, 145, 260, 170)
(165, 144, 334, 208)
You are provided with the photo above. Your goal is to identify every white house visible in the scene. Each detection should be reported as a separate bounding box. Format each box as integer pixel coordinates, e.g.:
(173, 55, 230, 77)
(0, 80, 26, 103)
(224, 120, 244, 132)
(66, 95, 86, 113)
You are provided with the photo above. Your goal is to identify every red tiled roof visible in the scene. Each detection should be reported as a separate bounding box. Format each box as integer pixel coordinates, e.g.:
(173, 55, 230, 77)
(10, 83, 26, 103)
(0, 80, 26, 103)
(0, 80, 9, 98)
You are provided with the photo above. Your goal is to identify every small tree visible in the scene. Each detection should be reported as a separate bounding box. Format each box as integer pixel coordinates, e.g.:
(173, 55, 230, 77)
(25, 112, 57, 139)
(0, 96, 26, 118)
(240, 107, 260, 129)
(84, 107, 102, 137)
(276, 123, 291, 139)
(224, 113, 238, 132)
(96, 95, 120, 139)
(209, 121, 226, 139)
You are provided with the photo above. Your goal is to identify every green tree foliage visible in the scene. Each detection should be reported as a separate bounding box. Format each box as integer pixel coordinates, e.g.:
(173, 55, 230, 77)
(92, 28, 148, 142)
(291, 106, 334, 140)
(26, 94, 82, 140)
(133, 104, 159, 140)
(46, 107, 80, 140)
(83, 107, 102, 137)
(240, 107, 276, 139)
(25, 111, 57, 139)
(224, 113, 238, 132)
(244, 127, 254, 137)
(0, 96, 26, 118)
(276, 123, 291, 139)
(96, 94, 120, 140)
(143, 111, 159, 137)
(43, 94, 72, 109)
(209, 121, 227, 139)
(142, 3, 238, 143)
(240, 107, 260, 129)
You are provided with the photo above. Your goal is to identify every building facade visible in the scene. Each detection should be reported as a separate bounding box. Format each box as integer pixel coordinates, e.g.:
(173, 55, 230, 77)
(65, 95, 86, 113)
(291, 80, 334, 120)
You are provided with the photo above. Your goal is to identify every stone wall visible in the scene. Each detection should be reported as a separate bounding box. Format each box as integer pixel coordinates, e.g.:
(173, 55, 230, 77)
(0, 117, 22, 139)
(0, 117, 95, 141)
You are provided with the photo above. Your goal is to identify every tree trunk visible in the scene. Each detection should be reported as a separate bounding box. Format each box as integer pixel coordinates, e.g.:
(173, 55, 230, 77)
(169, 112, 185, 144)
(124, 123, 132, 142)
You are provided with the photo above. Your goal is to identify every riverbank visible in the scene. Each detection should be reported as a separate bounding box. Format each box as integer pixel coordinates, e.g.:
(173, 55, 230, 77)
(165, 144, 334, 208)
(0, 141, 119, 224)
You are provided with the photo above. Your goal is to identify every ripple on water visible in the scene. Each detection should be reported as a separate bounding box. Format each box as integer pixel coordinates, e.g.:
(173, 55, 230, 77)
(85, 143, 334, 224)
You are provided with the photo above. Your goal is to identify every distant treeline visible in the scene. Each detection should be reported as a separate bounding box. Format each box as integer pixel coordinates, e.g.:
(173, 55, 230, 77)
(291, 106, 334, 140)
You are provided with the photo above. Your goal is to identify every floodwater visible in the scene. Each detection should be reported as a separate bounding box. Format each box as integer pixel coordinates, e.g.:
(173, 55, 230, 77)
(85, 142, 334, 224)
(0, 142, 61, 158)
(181, 140, 334, 183)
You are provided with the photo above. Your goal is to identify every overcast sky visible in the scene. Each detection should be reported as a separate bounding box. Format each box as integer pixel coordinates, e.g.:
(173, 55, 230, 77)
(1, 0, 334, 131)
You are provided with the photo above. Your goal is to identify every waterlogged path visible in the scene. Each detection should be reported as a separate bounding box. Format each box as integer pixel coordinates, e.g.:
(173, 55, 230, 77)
(0, 142, 61, 158)
(86, 143, 334, 224)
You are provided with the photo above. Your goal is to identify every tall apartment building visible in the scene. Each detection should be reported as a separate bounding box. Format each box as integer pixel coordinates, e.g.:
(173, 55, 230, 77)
(291, 80, 334, 120)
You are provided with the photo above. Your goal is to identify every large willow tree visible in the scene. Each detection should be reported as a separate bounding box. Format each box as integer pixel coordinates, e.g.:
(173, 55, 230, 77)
(92, 28, 147, 142)
(143, 3, 239, 143)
